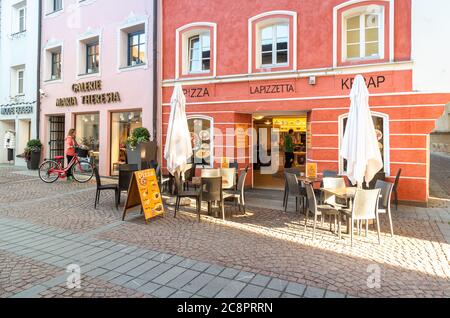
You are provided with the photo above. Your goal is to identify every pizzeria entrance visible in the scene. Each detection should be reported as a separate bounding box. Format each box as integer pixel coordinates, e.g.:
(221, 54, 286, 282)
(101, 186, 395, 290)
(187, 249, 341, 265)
(252, 113, 308, 190)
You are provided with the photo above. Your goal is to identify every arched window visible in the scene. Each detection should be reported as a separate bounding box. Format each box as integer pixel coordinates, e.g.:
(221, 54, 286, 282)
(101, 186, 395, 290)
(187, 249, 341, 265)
(187, 115, 214, 167)
(176, 23, 216, 79)
(248, 11, 297, 73)
(339, 112, 390, 176)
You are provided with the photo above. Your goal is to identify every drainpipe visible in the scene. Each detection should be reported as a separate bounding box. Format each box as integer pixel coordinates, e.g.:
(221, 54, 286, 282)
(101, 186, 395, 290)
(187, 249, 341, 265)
(152, 0, 158, 142)
(36, 0, 42, 140)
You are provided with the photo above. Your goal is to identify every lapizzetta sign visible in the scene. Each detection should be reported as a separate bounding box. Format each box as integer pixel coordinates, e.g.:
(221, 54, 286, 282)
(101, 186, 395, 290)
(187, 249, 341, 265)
(56, 80, 121, 107)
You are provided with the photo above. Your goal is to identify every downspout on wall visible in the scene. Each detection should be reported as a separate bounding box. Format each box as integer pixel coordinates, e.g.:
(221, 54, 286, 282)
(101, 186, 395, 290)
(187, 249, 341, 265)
(152, 0, 158, 142)
(36, 0, 42, 139)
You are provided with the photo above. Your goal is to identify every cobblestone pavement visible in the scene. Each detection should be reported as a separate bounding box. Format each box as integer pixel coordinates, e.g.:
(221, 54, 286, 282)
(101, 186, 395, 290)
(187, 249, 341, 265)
(0, 165, 449, 298)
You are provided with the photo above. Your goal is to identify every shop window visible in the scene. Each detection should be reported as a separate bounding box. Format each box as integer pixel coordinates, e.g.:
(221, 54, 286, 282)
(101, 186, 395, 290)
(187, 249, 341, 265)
(110, 111, 142, 175)
(339, 112, 390, 176)
(76, 113, 100, 167)
(188, 116, 213, 167)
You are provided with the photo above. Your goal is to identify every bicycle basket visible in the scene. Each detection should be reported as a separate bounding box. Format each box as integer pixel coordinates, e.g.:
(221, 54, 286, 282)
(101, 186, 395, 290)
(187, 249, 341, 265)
(76, 148, 89, 158)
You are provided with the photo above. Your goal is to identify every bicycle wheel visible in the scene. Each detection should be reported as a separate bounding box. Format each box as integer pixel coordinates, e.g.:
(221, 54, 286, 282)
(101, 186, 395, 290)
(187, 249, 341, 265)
(72, 160, 94, 183)
(39, 160, 60, 183)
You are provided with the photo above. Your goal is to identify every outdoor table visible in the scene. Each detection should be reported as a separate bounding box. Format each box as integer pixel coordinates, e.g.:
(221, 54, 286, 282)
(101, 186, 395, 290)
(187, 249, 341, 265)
(298, 176, 323, 185)
(321, 187, 357, 234)
(192, 176, 231, 189)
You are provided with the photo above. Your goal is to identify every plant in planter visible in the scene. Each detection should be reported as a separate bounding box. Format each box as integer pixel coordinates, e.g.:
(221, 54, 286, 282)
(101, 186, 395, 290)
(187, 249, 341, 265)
(126, 128, 156, 168)
(24, 139, 43, 170)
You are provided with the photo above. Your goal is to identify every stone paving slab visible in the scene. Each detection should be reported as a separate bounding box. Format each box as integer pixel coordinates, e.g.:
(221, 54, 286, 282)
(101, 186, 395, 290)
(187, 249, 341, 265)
(1, 165, 450, 298)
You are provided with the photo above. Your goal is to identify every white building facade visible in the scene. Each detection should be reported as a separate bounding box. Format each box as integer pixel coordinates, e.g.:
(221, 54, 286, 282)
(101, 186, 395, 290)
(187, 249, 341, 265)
(0, 0, 39, 166)
(412, 0, 450, 154)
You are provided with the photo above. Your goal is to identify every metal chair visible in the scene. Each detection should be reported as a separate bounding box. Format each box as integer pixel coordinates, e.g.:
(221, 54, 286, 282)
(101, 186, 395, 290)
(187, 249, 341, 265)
(200, 177, 227, 220)
(224, 170, 248, 214)
(304, 183, 341, 240)
(375, 180, 394, 237)
(393, 169, 402, 210)
(283, 168, 301, 209)
(94, 167, 119, 209)
(173, 172, 201, 222)
(340, 189, 382, 246)
(118, 164, 139, 205)
(183, 163, 197, 191)
(285, 173, 307, 214)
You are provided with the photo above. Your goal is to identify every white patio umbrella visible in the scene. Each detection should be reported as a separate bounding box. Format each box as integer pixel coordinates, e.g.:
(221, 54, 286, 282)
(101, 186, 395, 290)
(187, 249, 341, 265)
(164, 84, 193, 178)
(341, 75, 383, 187)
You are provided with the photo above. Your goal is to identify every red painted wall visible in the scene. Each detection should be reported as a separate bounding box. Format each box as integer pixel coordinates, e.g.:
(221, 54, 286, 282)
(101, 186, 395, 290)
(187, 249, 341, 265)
(163, 0, 412, 79)
(161, 0, 450, 204)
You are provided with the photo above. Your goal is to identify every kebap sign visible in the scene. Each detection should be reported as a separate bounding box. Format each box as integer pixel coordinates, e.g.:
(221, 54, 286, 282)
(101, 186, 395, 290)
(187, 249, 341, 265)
(122, 169, 165, 223)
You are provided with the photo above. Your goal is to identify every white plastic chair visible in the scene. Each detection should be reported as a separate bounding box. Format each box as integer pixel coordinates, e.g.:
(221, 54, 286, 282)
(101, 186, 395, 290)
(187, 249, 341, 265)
(201, 169, 221, 178)
(220, 168, 236, 190)
(342, 189, 382, 246)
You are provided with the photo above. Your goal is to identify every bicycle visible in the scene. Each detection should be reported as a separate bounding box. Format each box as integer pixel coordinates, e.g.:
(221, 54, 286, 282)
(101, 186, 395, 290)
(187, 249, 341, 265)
(39, 149, 94, 184)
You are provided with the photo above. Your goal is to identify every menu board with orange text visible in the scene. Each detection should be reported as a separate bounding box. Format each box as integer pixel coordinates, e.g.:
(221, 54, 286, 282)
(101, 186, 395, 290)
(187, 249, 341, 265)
(122, 169, 164, 223)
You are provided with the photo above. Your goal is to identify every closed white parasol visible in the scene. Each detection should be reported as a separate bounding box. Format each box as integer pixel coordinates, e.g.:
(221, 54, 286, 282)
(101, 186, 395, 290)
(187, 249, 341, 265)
(341, 75, 383, 187)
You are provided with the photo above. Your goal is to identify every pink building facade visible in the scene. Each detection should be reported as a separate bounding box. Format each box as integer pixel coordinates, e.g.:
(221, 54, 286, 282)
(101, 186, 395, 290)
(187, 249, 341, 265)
(39, 0, 156, 176)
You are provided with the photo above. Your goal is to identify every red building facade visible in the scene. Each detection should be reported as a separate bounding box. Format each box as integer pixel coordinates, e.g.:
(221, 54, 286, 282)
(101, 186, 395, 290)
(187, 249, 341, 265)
(161, 0, 450, 204)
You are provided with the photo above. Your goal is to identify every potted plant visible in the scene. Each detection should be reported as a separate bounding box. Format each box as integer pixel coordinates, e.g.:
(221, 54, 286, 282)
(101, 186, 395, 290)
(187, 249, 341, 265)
(126, 128, 157, 169)
(24, 139, 43, 170)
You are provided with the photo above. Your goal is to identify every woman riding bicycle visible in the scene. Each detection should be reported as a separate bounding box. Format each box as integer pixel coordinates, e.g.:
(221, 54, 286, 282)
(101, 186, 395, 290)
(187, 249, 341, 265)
(65, 129, 78, 181)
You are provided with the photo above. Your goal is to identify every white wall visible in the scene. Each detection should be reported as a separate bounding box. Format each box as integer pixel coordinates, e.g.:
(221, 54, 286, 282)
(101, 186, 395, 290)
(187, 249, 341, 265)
(0, 0, 39, 165)
(412, 0, 450, 92)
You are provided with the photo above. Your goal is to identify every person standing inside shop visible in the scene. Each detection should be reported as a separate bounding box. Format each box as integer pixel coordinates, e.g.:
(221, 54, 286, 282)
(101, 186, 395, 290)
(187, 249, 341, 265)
(65, 129, 77, 181)
(284, 129, 295, 169)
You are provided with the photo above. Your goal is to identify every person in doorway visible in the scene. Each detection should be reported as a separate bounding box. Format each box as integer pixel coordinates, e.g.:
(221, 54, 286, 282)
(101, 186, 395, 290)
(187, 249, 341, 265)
(284, 129, 295, 169)
(65, 129, 77, 181)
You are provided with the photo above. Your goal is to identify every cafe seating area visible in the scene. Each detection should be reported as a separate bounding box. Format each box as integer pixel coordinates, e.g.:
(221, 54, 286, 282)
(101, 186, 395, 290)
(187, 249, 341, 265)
(283, 169, 401, 245)
(91, 154, 402, 247)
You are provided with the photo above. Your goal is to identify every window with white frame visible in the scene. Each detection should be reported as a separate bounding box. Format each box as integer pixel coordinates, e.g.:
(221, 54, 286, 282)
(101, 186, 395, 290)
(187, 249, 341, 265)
(343, 7, 384, 61)
(18, 6, 26, 33)
(11, 1, 27, 35)
(260, 23, 289, 67)
(188, 32, 210, 73)
(10, 66, 25, 97)
(17, 69, 25, 95)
